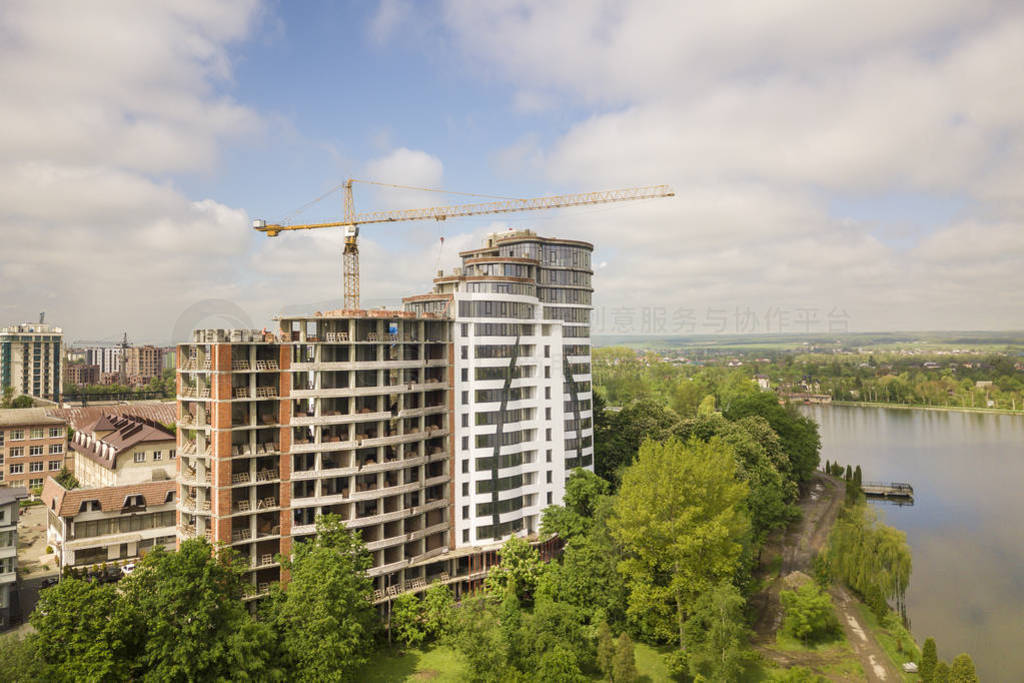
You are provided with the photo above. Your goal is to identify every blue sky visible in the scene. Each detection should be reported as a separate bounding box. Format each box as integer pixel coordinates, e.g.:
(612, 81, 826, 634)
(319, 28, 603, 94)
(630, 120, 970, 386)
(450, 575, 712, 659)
(2, 1, 1023, 342)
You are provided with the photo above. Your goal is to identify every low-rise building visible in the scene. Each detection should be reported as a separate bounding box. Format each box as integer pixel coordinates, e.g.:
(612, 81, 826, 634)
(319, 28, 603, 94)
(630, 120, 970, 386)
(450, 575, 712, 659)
(66, 363, 100, 386)
(0, 409, 69, 490)
(0, 487, 28, 628)
(69, 414, 176, 487)
(42, 479, 177, 570)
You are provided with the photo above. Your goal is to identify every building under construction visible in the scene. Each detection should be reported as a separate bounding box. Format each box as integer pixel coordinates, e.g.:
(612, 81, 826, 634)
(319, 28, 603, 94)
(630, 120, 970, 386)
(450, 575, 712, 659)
(175, 229, 591, 600)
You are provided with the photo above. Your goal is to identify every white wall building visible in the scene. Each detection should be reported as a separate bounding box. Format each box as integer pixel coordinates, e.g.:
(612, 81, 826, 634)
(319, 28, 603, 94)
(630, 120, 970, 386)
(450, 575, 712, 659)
(0, 487, 28, 627)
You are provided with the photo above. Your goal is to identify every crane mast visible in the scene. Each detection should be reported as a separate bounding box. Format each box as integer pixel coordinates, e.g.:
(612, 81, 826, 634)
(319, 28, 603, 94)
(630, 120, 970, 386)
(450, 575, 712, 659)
(253, 180, 674, 309)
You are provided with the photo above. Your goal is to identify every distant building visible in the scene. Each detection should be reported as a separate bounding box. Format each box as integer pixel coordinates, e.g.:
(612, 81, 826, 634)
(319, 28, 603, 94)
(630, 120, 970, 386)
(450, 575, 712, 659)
(42, 478, 177, 571)
(99, 372, 122, 386)
(69, 414, 176, 487)
(0, 409, 69, 490)
(0, 321, 63, 402)
(0, 487, 28, 628)
(975, 380, 993, 389)
(754, 374, 771, 390)
(83, 347, 122, 376)
(66, 364, 100, 386)
(123, 346, 163, 385)
(161, 348, 177, 372)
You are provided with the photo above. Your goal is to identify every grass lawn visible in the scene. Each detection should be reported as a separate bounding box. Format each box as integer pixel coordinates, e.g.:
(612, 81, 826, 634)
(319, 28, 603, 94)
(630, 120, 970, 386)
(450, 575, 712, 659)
(359, 644, 468, 682)
(853, 602, 921, 681)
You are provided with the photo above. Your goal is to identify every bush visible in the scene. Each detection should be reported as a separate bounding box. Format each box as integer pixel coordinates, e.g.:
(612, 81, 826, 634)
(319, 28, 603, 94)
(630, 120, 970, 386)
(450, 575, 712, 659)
(45, 546, 53, 554)
(780, 583, 841, 644)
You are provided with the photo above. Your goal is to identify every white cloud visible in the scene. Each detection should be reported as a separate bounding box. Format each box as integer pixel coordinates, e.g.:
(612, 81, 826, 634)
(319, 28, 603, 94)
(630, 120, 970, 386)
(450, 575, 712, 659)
(439, 0, 1024, 331)
(0, 0, 263, 341)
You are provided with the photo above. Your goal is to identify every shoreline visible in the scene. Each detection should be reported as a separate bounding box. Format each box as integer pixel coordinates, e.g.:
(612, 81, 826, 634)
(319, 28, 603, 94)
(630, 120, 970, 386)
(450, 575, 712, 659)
(811, 400, 1024, 417)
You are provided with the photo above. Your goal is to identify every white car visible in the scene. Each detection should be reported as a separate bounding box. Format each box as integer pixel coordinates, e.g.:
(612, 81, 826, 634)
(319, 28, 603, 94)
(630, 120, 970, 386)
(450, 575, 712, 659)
(121, 563, 136, 576)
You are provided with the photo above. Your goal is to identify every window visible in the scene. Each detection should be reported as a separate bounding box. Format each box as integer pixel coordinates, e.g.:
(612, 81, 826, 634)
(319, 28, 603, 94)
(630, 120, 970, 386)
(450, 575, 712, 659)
(462, 506, 469, 520)
(153, 451, 162, 461)
(546, 470, 552, 484)
(169, 450, 176, 460)
(461, 368, 468, 382)
(544, 366, 551, 379)
(546, 449, 552, 463)
(461, 391, 469, 406)
(29, 462, 43, 473)
(49, 427, 62, 438)
(545, 407, 551, 421)
(9, 447, 23, 458)
(544, 345, 550, 358)
(461, 414, 468, 428)
(9, 464, 23, 475)
(460, 346, 468, 359)
(29, 446, 43, 456)
(461, 459, 469, 474)
(29, 478, 43, 488)
(545, 428, 552, 442)
(547, 491, 553, 505)
(48, 444, 62, 454)
(462, 529, 469, 543)
(461, 323, 468, 337)
(462, 482, 469, 496)
(48, 460, 60, 471)
(461, 436, 469, 450)
(545, 387, 551, 400)
(134, 452, 146, 463)
(30, 428, 43, 439)
(10, 430, 23, 441)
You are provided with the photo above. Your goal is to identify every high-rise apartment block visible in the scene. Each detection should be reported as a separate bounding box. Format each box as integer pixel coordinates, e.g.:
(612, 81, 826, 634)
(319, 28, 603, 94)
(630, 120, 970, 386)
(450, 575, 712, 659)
(1, 322, 63, 401)
(84, 347, 122, 376)
(123, 345, 164, 384)
(175, 229, 588, 598)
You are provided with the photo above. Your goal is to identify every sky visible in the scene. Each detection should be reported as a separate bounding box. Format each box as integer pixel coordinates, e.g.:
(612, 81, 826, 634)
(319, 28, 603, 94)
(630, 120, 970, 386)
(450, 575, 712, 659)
(2, 0, 1023, 344)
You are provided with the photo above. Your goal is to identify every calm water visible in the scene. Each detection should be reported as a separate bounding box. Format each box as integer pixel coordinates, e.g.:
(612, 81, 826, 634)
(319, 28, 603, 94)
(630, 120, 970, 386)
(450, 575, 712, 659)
(802, 405, 1024, 680)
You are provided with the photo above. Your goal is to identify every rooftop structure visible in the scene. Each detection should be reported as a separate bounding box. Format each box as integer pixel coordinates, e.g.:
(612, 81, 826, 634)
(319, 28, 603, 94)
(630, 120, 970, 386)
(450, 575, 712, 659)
(69, 413, 176, 487)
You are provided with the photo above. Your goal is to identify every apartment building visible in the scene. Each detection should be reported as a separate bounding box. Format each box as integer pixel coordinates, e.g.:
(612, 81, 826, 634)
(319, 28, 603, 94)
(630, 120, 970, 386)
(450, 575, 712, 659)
(66, 363, 100, 386)
(0, 409, 69, 489)
(177, 316, 456, 598)
(124, 346, 164, 384)
(69, 414, 177, 487)
(43, 478, 177, 570)
(404, 229, 594, 548)
(0, 487, 27, 628)
(1, 321, 63, 401)
(84, 346, 122, 376)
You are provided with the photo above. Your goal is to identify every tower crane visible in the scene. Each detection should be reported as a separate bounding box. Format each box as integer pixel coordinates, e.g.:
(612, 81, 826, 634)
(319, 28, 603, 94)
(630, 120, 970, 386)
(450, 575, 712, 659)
(253, 179, 674, 309)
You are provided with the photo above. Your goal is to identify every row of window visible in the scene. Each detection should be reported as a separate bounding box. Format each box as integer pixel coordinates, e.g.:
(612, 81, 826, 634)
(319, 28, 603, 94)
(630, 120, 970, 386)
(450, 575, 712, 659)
(562, 325, 590, 338)
(474, 386, 535, 403)
(563, 417, 593, 432)
(538, 287, 592, 304)
(563, 344, 590, 357)
(474, 429, 535, 449)
(473, 323, 535, 337)
(473, 344, 534, 359)
(543, 307, 591, 323)
(474, 365, 535, 381)
(475, 473, 525, 494)
(5, 443, 63, 457)
(565, 398, 592, 412)
(463, 281, 536, 296)
(458, 301, 535, 320)
(132, 450, 173, 463)
(567, 362, 591, 376)
(565, 381, 592, 393)
(539, 268, 592, 286)
(476, 517, 524, 541)
(8, 460, 61, 475)
(564, 435, 594, 450)
(476, 495, 523, 517)
(466, 263, 534, 279)
(71, 510, 178, 539)
(0, 426, 63, 442)
(474, 408, 535, 426)
(472, 450, 535, 471)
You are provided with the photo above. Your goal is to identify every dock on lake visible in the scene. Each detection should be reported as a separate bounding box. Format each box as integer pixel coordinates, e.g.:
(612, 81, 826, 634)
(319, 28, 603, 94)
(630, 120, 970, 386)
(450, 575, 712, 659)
(861, 481, 914, 499)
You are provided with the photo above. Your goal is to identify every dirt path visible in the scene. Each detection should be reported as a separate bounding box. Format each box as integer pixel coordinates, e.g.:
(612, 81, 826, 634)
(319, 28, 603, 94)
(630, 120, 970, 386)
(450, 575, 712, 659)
(751, 473, 900, 681)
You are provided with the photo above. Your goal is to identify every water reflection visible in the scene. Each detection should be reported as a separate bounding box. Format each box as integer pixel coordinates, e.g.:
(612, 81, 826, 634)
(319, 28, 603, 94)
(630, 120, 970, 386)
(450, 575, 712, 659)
(801, 405, 1024, 681)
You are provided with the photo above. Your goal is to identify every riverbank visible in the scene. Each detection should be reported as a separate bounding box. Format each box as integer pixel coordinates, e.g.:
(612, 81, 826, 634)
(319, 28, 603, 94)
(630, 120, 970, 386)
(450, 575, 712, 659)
(826, 400, 1024, 417)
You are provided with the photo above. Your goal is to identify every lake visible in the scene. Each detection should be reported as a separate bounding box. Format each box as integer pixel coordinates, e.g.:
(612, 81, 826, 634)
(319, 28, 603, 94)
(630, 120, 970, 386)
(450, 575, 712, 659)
(802, 404, 1024, 680)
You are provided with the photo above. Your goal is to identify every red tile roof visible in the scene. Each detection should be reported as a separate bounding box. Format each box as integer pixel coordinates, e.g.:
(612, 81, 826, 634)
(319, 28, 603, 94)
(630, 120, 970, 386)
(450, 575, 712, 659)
(46, 402, 177, 431)
(43, 477, 177, 517)
(70, 414, 175, 471)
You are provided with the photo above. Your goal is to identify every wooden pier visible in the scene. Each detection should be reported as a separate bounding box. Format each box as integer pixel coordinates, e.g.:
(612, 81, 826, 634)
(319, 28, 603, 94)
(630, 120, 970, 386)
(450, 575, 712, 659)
(861, 482, 914, 500)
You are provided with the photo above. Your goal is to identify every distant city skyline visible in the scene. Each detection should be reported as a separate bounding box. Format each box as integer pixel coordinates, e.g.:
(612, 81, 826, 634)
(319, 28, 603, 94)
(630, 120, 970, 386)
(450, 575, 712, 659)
(3, 1, 1023, 340)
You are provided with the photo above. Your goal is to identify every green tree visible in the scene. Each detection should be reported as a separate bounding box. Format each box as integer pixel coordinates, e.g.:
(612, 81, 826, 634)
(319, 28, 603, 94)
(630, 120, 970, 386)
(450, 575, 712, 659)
(29, 578, 126, 682)
(54, 467, 79, 489)
(448, 593, 509, 683)
(263, 514, 377, 682)
(780, 583, 841, 644)
(117, 539, 275, 681)
(610, 437, 750, 646)
(11, 394, 34, 408)
(933, 660, 951, 683)
(949, 653, 978, 682)
(484, 535, 543, 603)
(541, 467, 609, 543)
(596, 621, 616, 678)
(920, 637, 938, 682)
(421, 583, 455, 640)
(611, 633, 639, 683)
(683, 582, 748, 681)
(391, 593, 425, 648)
(722, 391, 821, 483)
(595, 398, 677, 487)
(1, 385, 13, 408)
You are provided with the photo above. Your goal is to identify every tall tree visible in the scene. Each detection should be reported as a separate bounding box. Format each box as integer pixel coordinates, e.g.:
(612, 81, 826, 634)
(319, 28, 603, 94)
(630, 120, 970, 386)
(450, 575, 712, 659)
(484, 535, 543, 603)
(722, 391, 821, 483)
(683, 582, 749, 681)
(920, 637, 938, 682)
(263, 514, 377, 682)
(30, 578, 126, 682)
(390, 593, 425, 648)
(949, 653, 979, 682)
(609, 437, 750, 646)
(612, 633, 639, 683)
(541, 467, 609, 542)
(595, 398, 677, 487)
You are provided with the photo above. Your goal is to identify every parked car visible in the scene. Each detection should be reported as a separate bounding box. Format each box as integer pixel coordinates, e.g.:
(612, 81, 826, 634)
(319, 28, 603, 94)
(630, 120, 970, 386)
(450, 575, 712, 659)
(39, 576, 59, 589)
(120, 563, 136, 576)
(101, 567, 122, 583)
